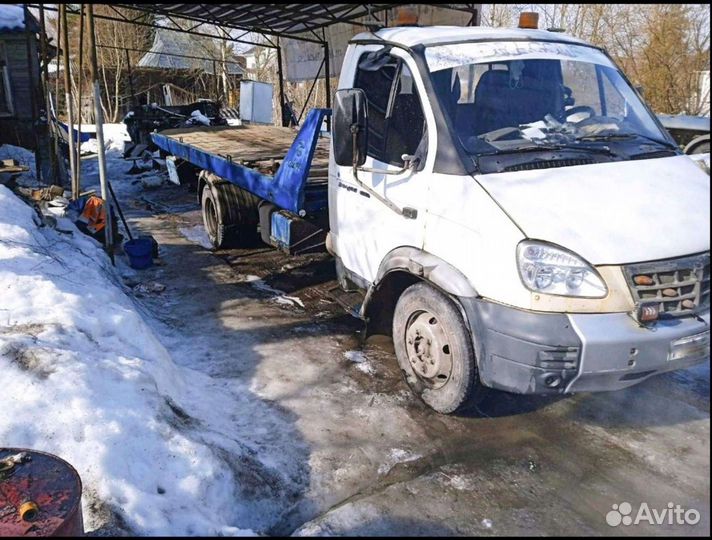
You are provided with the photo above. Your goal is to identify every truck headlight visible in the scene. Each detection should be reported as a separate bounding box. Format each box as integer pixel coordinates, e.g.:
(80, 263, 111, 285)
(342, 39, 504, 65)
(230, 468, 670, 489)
(517, 240, 608, 298)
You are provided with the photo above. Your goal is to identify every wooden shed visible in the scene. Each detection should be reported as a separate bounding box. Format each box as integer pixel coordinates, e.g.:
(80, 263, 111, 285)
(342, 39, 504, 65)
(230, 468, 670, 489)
(0, 5, 42, 150)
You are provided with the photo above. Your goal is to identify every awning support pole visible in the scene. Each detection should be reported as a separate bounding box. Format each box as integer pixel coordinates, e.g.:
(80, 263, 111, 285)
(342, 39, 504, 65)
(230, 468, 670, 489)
(38, 3, 58, 184)
(276, 39, 286, 126)
(323, 34, 331, 131)
(60, 4, 78, 197)
(87, 4, 114, 261)
(297, 58, 324, 124)
(125, 48, 136, 107)
(75, 4, 84, 197)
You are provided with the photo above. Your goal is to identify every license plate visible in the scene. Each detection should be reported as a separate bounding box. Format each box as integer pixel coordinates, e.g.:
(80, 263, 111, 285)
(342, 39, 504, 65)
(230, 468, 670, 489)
(669, 330, 710, 361)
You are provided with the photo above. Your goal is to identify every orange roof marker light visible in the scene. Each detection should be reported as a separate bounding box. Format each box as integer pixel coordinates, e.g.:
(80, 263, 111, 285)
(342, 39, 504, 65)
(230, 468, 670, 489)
(395, 6, 419, 27)
(518, 12, 539, 29)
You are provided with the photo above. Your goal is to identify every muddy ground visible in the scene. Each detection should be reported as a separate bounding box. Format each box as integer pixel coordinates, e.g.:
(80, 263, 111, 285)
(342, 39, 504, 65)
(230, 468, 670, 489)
(112, 179, 709, 536)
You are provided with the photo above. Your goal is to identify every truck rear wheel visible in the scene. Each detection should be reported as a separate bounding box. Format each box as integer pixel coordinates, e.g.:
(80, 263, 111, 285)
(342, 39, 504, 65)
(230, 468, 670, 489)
(393, 282, 481, 414)
(201, 182, 260, 249)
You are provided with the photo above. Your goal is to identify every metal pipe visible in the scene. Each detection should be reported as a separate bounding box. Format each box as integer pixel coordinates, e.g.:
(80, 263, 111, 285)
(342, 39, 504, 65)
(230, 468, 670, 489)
(75, 4, 85, 196)
(96, 42, 245, 66)
(87, 4, 114, 260)
(297, 58, 324, 124)
(53, 5, 68, 187)
(27, 4, 281, 48)
(276, 39, 286, 126)
(108, 181, 133, 241)
(323, 37, 331, 131)
(124, 48, 136, 107)
(38, 4, 58, 184)
(23, 5, 43, 182)
(212, 60, 219, 102)
(60, 4, 78, 198)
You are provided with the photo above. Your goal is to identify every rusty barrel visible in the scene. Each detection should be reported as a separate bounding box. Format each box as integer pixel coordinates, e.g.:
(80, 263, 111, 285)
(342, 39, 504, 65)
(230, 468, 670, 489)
(0, 448, 83, 537)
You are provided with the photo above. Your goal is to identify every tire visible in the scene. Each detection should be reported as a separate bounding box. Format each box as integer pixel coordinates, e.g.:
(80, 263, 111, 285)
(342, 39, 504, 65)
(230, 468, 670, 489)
(689, 141, 710, 155)
(201, 181, 260, 249)
(684, 134, 710, 155)
(393, 282, 481, 414)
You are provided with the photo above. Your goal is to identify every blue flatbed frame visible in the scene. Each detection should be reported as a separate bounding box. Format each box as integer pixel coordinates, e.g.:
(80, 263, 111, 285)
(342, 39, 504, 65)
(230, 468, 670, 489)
(151, 108, 331, 216)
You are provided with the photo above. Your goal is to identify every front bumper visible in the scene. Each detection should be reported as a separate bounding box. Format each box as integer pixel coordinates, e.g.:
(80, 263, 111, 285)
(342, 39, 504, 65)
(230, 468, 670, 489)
(565, 311, 709, 392)
(461, 299, 710, 395)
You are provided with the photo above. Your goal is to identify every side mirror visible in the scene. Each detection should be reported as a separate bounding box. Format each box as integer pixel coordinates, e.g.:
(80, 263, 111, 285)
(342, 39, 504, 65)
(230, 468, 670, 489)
(333, 88, 368, 168)
(635, 85, 645, 97)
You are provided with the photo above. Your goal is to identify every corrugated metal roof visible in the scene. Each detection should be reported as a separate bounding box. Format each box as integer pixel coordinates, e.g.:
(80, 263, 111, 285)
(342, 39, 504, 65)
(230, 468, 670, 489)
(138, 27, 244, 75)
(117, 4, 404, 39)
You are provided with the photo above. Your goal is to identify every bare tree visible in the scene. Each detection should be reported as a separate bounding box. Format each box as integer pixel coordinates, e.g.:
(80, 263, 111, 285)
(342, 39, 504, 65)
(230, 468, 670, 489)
(479, 4, 710, 115)
(92, 6, 153, 122)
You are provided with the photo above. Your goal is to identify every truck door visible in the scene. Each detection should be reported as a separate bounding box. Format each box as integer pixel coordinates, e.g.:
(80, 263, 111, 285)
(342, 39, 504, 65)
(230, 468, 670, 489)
(330, 49, 431, 284)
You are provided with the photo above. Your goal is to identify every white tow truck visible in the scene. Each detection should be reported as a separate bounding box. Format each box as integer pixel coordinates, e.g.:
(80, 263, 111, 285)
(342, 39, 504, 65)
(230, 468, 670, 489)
(154, 21, 710, 413)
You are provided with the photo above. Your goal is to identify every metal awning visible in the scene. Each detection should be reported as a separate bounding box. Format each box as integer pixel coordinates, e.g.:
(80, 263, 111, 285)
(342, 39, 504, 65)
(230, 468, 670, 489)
(110, 4, 481, 45)
(116, 4, 401, 42)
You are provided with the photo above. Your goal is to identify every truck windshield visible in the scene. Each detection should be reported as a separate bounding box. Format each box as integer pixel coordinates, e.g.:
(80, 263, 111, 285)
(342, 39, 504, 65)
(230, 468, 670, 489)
(425, 41, 672, 159)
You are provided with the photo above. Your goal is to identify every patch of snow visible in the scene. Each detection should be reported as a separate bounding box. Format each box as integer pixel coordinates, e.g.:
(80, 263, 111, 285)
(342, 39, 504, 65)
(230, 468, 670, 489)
(179, 225, 213, 250)
(0, 185, 261, 535)
(481, 518, 493, 529)
(377, 448, 422, 475)
(79, 138, 100, 155)
(440, 471, 476, 491)
(0, 4, 25, 30)
(79, 123, 131, 154)
(344, 350, 375, 375)
(273, 295, 305, 309)
(237, 274, 305, 309)
(189, 110, 212, 126)
(293, 501, 381, 537)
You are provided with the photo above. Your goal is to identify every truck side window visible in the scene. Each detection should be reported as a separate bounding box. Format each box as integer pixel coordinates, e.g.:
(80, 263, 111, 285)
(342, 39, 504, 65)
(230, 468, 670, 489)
(354, 53, 426, 167)
(562, 61, 602, 114)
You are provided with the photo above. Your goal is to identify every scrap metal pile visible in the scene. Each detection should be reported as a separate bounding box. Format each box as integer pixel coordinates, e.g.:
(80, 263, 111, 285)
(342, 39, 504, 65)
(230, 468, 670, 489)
(123, 100, 227, 152)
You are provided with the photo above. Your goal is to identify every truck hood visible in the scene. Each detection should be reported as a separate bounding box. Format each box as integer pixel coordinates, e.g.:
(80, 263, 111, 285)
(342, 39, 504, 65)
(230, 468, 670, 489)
(474, 155, 710, 265)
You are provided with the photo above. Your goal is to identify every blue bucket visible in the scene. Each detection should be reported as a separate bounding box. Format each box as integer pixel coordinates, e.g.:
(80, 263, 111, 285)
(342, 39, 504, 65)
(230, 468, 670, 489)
(124, 238, 153, 269)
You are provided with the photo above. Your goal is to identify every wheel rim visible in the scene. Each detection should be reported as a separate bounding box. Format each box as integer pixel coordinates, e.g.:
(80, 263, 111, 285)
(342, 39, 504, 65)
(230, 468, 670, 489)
(404, 310, 453, 389)
(204, 196, 217, 240)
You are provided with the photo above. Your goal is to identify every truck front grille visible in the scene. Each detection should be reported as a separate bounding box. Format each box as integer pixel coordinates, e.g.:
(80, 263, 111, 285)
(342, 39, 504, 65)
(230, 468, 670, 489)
(624, 252, 710, 318)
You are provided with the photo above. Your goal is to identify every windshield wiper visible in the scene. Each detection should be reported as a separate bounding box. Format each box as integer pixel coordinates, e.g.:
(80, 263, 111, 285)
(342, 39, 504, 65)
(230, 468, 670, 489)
(478, 142, 618, 158)
(577, 132, 678, 150)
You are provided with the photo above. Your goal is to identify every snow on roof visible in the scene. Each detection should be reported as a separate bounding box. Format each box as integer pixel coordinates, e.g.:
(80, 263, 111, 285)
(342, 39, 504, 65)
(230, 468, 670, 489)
(352, 25, 590, 49)
(138, 27, 244, 75)
(0, 4, 25, 31)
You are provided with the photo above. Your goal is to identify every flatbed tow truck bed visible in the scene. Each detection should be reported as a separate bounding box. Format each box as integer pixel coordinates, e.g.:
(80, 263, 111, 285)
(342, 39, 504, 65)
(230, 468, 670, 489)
(151, 109, 332, 215)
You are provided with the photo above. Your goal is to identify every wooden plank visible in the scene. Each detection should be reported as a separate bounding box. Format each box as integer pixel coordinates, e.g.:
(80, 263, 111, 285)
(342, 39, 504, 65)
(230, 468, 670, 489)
(159, 125, 331, 168)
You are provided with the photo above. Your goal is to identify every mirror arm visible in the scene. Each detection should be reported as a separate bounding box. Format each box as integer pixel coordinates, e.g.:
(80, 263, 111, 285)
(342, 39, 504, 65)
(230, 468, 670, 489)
(350, 128, 417, 219)
(358, 154, 416, 176)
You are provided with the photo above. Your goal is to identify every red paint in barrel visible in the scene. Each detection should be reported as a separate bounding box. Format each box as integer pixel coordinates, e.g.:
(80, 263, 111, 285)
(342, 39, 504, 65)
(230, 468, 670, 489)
(0, 448, 83, 537)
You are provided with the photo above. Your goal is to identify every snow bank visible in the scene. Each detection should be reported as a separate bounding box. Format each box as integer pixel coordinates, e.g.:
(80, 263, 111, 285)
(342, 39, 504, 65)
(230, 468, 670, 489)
(0, 185, 255, 535)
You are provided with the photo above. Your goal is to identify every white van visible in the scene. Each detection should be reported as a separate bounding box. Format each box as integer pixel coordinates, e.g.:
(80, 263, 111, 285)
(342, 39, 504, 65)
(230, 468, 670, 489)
(328, 25, 710, 413)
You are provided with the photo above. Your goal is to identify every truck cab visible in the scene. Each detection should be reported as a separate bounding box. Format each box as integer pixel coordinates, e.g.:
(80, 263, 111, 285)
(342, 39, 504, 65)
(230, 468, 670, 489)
(328, 26, 710, 413)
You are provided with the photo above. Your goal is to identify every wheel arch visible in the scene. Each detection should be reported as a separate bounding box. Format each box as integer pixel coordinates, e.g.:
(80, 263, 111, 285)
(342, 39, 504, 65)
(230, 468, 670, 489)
(684, 133, 710, 155)
(362, 247, 478, 336)
(197, 170, 224, 206)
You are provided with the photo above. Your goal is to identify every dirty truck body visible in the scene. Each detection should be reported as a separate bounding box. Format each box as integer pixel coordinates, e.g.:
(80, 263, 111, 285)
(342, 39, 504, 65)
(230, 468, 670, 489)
(152, 26, 710, 414)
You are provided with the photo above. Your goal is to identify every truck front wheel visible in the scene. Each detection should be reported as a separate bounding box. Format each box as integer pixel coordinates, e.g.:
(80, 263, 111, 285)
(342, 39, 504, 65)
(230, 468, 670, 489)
(393, 282, 482, 414)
